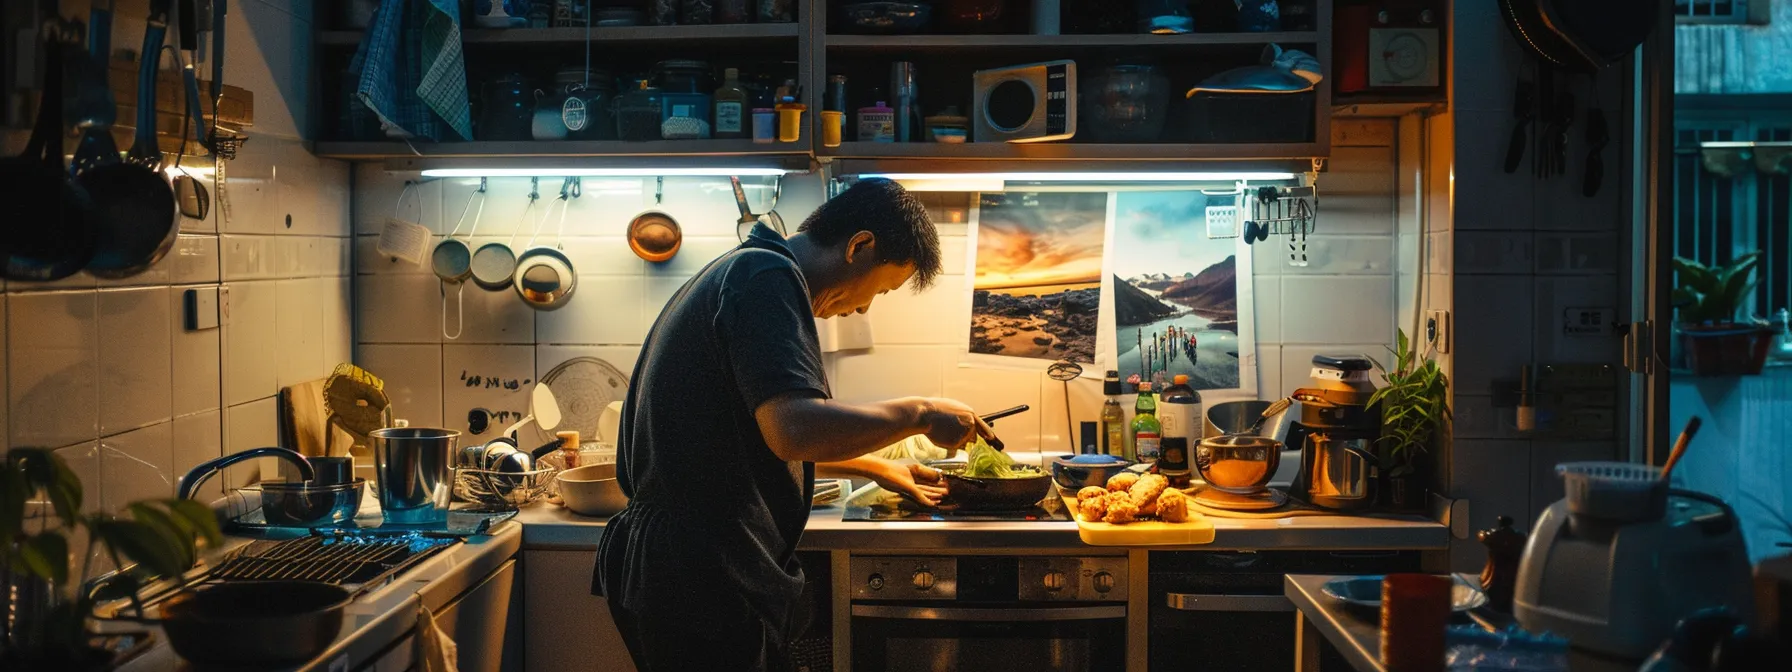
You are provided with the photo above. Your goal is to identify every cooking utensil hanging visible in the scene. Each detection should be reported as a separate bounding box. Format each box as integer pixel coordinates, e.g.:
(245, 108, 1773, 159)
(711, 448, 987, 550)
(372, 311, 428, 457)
(375, 181, 432, 265)
(627, 176, 682, 262)
(1498, 0, 1655, 72)
(515, 177, 580, 311)
(70, 0, 119, 177)
(434, 178, 487, 339)
(730, 175, 787, 242)
(471, 178, 534, 291)
(83, 0, 180, 279)
(1, 19, 97, 282)
(171, 0, 210, 221)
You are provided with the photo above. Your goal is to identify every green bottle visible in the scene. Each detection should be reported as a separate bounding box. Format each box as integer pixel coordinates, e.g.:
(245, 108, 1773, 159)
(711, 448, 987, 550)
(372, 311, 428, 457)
(1132, 382, 1162, 463)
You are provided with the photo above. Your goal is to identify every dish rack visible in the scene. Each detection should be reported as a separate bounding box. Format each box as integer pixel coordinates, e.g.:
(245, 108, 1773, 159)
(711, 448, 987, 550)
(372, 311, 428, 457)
(454, 465, 557, 509)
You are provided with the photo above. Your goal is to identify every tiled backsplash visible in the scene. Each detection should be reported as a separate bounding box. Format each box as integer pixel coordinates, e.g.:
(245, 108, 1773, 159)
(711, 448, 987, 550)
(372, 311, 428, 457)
(353, 127, 1410, 453)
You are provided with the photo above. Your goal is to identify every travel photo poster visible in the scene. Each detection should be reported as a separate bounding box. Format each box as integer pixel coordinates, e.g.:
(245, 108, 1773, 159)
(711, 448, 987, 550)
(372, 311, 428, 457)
(967, 192, 1109, 365)
(1110, 190, 1254, 393)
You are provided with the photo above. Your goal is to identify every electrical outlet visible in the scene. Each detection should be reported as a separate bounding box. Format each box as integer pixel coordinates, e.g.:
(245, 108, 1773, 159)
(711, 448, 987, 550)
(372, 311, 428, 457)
(1425, 309, 1450, 353)
(184, 287, 220, 330)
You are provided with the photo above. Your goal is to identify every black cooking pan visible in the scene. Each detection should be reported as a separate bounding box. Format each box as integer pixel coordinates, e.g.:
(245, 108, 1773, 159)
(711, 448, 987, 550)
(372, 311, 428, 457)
(930, 404, 1049, 511)
(81, 0, 179, 278)
(1500, 0, 1656, 71)
(0, 23, 97, 281)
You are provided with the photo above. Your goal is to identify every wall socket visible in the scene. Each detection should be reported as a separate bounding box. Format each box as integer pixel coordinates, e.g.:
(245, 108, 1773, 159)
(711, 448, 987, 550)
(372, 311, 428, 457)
(183, 287, 220, 331)
(1425, 310, 1450, 353)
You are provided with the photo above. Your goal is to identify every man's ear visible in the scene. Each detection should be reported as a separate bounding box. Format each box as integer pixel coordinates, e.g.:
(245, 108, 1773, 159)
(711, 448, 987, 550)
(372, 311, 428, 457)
(844, 231, 877, 265)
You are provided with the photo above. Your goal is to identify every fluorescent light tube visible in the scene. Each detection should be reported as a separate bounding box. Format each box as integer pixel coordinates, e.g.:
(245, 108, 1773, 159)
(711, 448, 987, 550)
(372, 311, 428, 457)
(418, 167, 792, 177)
(864, 171, 1299, 182)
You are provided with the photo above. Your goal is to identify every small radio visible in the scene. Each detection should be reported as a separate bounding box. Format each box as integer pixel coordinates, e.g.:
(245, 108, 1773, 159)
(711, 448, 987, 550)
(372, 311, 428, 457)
(972, 60, 1077, 143)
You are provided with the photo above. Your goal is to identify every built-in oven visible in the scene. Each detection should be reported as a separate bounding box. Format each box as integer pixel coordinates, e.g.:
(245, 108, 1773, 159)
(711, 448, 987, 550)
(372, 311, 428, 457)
(1149, 550, 1420, 671)
(850, 555, 1128, 672)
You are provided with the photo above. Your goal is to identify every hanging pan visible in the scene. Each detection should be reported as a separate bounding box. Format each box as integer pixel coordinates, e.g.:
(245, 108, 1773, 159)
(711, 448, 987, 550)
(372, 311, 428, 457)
(730, 176, 787, 242)
(1499, 0, 1655, 72)
(627, 176, 681, 263)
(434, 178, 487, 339)
(471, 178, 536, 291)
(81, 0, 179, 279)
(1, 20, 96, 281)
(515, 177, 579, 311)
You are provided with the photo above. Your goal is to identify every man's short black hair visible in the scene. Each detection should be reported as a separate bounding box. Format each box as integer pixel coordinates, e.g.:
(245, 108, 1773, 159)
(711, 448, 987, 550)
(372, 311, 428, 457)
(797, 178, 942, 290)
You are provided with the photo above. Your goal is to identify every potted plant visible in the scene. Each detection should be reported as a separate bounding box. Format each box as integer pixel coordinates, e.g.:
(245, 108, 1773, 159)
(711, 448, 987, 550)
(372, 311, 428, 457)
(1368, 329, 1450, 511)
(1674, 252, 1775, 375)
(1, 448, 220, 670)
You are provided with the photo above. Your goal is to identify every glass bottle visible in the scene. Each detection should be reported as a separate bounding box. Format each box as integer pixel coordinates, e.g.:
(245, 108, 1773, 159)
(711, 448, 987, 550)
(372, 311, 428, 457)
(713, 68, 748, 139)
(1159, 374, 1202, 443)
(1132, 382, 1162, 463)
(1100, 371, 1129, 459)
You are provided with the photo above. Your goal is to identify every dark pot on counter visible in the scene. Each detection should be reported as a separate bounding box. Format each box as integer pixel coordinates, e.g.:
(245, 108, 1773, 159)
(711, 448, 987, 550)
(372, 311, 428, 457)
(160, 581, 352, 667)
(933, 462, 1053, 511)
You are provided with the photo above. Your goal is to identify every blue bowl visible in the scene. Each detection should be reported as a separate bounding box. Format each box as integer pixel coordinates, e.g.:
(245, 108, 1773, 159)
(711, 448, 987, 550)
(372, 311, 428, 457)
(1051, 456, 1135, 490)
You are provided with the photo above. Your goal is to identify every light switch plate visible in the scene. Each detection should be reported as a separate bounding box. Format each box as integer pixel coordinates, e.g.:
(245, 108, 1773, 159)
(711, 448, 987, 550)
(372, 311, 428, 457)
(1426, 309, 1450, 353)
(183, 287, 220, 330)
(1562, 307, 1616, 337)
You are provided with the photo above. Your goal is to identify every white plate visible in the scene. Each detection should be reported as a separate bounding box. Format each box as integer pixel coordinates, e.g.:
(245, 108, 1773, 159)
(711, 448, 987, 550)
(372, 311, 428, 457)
(1321, 574, 1489, 613)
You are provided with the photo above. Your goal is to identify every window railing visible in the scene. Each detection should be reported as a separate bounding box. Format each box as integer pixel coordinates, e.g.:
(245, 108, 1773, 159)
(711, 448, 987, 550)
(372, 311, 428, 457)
(1676, 0, 1766, 24)
(1677, 126, 1792, 319)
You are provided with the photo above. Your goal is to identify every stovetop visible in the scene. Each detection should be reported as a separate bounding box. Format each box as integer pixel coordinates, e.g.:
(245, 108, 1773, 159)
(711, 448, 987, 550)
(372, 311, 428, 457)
(841, 505, 1072, 523)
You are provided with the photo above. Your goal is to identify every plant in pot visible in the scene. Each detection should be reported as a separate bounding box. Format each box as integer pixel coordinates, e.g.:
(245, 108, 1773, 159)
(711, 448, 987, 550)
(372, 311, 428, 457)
(1368, 329, 1450, 511)
(1674, 251, 1775, 375)
(1, 448, 220, 670)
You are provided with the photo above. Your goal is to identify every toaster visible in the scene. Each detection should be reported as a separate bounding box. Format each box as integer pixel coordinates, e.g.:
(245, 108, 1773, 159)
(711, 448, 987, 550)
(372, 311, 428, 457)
(972, 60, 1076, 143)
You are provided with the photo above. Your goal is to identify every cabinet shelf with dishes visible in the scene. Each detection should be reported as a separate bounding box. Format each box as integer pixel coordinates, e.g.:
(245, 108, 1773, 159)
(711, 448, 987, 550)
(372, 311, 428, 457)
(311, 139, 812, 162)
(807, 0, 1333, 166)
(316, 23, 801, 48)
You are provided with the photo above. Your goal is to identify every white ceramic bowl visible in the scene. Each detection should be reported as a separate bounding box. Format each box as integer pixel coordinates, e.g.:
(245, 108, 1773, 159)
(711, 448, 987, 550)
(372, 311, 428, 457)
(557, 464, 629, 517)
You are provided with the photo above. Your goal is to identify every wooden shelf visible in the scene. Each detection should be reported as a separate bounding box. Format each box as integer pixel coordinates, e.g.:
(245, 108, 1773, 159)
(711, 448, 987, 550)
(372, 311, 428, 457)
(824, 31, 1320, 50)
(317, 23, 800, 48)
(312, 140, 811, 160)
(820, 141, 1324, 161)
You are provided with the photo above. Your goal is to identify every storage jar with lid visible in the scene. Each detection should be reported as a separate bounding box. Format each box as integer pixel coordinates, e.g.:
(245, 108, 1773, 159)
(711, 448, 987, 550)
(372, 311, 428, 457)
(553, 66, 616, 140)
(481, 72, 534, 141)
(1079, 63, 1170, 142)
(652, 60, 716, 94)
(616, 80, 665, 141)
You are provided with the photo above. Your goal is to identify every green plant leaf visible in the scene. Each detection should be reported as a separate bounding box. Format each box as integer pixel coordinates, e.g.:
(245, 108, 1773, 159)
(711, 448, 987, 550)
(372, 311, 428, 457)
(126, 503, 196, 569)
(92, 519, 189, 578)
(1674, 257, 1721, 294)
(163, 499, 223, 549)
(17, 532, 70, 585)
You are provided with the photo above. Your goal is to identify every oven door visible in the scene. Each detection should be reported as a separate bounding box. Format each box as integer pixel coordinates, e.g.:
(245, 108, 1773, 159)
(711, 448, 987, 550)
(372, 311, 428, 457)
(851, 604, 1127, 672)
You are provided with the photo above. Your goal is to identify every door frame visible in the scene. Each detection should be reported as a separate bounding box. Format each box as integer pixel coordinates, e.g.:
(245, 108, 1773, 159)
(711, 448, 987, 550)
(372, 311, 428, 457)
(1636, 1, 1676, 465)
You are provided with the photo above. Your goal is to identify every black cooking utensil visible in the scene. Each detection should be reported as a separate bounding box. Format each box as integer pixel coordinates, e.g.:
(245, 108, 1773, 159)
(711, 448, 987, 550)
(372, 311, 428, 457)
(70, 0, 120, 176)
(172, 0, 211, 220)
(83, 0, 178, 279)
(1503, 78, 1533, 174)
(976, 404, 1029, 451)
(1583, 104, 1608, 197)
(1554, 90, 1574, 177)
(1, 22, 97, 281)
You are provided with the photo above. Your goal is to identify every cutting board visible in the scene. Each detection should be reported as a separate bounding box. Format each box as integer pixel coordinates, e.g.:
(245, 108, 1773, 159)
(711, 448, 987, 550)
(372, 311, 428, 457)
(280, 379, 356, 457)
(1060, 493, 1216, 546)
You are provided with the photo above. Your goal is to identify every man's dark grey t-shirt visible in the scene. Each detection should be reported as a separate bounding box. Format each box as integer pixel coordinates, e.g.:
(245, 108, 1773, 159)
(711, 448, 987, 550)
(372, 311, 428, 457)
(593, 223, 828, 635)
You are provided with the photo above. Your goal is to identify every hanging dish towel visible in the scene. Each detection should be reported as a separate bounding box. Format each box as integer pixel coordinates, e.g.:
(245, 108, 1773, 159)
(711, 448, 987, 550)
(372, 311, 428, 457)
(351, 0, 471, 141)
(417, 602, 461, 672)
(417, 0, 474, 141)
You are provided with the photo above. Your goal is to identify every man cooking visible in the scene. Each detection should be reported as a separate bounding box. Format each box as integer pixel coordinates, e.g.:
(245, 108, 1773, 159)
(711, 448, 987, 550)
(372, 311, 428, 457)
(594, 179, 997, 671)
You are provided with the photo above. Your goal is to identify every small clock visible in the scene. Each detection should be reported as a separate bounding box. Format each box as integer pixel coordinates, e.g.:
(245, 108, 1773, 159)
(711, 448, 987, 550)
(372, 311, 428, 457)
(1369, 27, 1440, 87)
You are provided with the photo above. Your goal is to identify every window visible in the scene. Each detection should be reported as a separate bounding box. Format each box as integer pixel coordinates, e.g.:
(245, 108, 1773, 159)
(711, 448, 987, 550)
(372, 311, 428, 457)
(1675, 0, 1768, 24)
(1674, 116, 1792, 317)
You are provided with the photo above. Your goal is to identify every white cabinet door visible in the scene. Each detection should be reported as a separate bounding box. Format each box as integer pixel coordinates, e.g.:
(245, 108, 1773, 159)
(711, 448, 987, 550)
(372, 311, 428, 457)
(433, 559, 520, 672)
(524, 550, 637, 672)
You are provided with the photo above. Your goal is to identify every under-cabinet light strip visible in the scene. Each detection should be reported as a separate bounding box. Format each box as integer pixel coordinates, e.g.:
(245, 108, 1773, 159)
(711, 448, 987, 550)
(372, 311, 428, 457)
(418, 167, 793, 177)
(862, 171, 1301, 182)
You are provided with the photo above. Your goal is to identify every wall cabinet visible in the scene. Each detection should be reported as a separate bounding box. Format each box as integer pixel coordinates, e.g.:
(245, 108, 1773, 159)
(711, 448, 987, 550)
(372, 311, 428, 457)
(523, 550, 638, 672)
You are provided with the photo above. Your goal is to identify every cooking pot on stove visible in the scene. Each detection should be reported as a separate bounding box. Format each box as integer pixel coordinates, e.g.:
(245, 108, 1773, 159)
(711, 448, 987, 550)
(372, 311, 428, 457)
(932, 462, 1053, 511)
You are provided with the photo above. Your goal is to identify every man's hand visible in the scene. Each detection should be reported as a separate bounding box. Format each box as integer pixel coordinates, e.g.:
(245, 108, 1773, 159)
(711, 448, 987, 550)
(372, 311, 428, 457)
(916, 398, 995, 451)
(869, 460, 948, 507)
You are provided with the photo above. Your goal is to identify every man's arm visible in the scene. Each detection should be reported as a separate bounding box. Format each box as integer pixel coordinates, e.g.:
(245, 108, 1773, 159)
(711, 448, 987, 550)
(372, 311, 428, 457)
(817, 455, 948, 506)
(754, 393, 991, 464)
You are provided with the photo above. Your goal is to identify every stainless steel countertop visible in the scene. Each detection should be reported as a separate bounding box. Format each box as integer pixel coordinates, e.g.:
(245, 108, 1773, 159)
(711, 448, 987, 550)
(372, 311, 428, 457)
(519, 503, 1450, 551)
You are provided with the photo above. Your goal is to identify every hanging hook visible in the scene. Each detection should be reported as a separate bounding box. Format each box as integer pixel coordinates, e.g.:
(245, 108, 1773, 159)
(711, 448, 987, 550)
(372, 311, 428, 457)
(477, 176, 488, 193)
(569, 176, 583, 198)
(654, 176, 664, 205)
(558, 176, 575, 200)
(529, 176, 540, 201)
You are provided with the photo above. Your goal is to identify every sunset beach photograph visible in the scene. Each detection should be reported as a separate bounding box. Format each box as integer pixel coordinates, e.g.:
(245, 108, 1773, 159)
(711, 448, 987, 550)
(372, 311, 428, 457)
(969, 192, 1109, 363)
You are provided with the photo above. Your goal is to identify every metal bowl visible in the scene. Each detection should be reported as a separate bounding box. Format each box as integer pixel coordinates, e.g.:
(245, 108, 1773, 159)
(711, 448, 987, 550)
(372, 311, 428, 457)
(1050, 456, 1135, 490)
(1195, 435, 1282, 494)
(558, 463, 629, 517)
(258, 479, 365, 526)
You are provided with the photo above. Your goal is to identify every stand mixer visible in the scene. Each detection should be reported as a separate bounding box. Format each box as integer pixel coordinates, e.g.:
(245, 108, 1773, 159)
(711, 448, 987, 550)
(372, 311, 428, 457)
(1287, 355, 1382, 511)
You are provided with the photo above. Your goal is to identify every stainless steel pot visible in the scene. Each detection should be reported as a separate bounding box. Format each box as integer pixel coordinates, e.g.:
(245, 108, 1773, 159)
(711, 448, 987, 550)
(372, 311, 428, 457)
(370, 427, 458, 524)
(1194, 435, 1282, 494)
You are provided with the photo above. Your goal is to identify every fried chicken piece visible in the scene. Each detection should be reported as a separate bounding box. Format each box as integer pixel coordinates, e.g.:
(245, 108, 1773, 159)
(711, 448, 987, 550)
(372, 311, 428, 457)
(1128, 473, 1169, 507)
(1077, 495, 1109, 523)
(1077, 486, 1108, 503)
(1106, 472, 1140, 492)
(1102, 497, 1140, 524)
(1139, 498, 1159, 517)
(1157, 488, 1191, 523)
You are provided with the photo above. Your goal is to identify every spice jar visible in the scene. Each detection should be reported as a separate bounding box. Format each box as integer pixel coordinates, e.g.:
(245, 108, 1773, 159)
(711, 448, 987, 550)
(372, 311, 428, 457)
(480, 72, 534, 141)
(616, 79, 665, 141)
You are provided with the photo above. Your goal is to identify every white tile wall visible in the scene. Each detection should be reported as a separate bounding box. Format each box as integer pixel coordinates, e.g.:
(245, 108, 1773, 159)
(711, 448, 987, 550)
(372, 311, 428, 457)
(98, 288, 174, 435)
(103, 422, 176, 509)
(442, 344, 538, 443)
(173, 411, 225, 500)
(1448, 439, 1532, 571)
(359, 345, 446, 428)
(8, 291, 100, 448)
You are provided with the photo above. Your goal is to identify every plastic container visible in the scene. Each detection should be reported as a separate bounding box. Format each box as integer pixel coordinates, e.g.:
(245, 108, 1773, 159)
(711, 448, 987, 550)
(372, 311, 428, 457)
(858, 101, 895, 142)
(660, 91, 712, 138)
(616, 80, 665, 141)
(776, 103, 806, 142)
(752, 108, 776, 143)
(821, 110, 844, 147)
(1557, 461, 1668, 523)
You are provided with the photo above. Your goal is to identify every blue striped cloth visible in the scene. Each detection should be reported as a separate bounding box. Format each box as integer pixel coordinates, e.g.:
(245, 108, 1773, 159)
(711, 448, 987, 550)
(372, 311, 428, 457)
(350, 0, 472, 141)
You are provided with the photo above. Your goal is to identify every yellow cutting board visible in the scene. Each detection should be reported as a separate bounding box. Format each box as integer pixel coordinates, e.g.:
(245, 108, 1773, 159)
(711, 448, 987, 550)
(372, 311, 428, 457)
(1060, 493, 1216, 546)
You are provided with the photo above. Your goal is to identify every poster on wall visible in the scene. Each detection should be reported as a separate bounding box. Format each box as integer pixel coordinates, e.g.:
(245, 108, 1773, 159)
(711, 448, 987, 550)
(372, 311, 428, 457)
(967, 192, 1109, 365)
(1110, 190, 1254, 393)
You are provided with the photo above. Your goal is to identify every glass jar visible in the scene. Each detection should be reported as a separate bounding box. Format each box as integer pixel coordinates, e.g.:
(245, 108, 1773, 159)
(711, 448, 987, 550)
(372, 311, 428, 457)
(480, 72, 534, 141)
(616, 80, 665, 141)
(553, 67, 616, 140)
(651, 60, 715, 94)
(1079, 63, 1170, 143)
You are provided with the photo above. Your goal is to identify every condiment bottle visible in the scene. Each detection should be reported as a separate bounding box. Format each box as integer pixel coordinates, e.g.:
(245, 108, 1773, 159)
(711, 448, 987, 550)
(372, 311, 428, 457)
(858, 101, 895, 142)
(1132, 382, 1161, 463)
(1477, 515, 1524, 613)
(1159, 374, 1202, 444)
(1100, 370, 1129, 459)
(713, 68, 748, 139)
(557, 430, 582, 469)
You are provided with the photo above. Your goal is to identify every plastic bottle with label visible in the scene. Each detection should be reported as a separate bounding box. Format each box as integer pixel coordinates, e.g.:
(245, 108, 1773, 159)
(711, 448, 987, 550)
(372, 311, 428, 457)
(1132, 382, 1161, 463)
(1159, 374, 1202, 443)
(713, 68, 748, 139)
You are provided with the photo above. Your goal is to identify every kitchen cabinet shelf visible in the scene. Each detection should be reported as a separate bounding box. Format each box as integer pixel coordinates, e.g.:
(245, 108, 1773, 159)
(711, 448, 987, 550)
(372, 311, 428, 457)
(312, 140, 811, 161)
(823, 31, 1321, 51)
(820, 141, 1325, 161)
(317, 23, 800, 48)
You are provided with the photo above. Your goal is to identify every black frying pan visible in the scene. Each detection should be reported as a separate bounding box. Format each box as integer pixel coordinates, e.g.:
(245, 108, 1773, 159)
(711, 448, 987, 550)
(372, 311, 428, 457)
(1500, 0, 1655, 71)
(81, 0, 178, 278)
(1, 24, 97, 281)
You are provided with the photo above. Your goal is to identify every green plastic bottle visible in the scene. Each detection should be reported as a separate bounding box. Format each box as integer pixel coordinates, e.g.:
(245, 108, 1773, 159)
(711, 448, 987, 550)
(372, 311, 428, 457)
(1132, 382, 1162, 463)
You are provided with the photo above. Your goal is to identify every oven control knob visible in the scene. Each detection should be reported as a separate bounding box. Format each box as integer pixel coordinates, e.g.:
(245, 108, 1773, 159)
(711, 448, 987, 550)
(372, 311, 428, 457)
(867, 573, 885, 591)
(911, 570, 936, 591)
(1042, 570, 1067, 592)
(1092, 571, 1115, 593)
